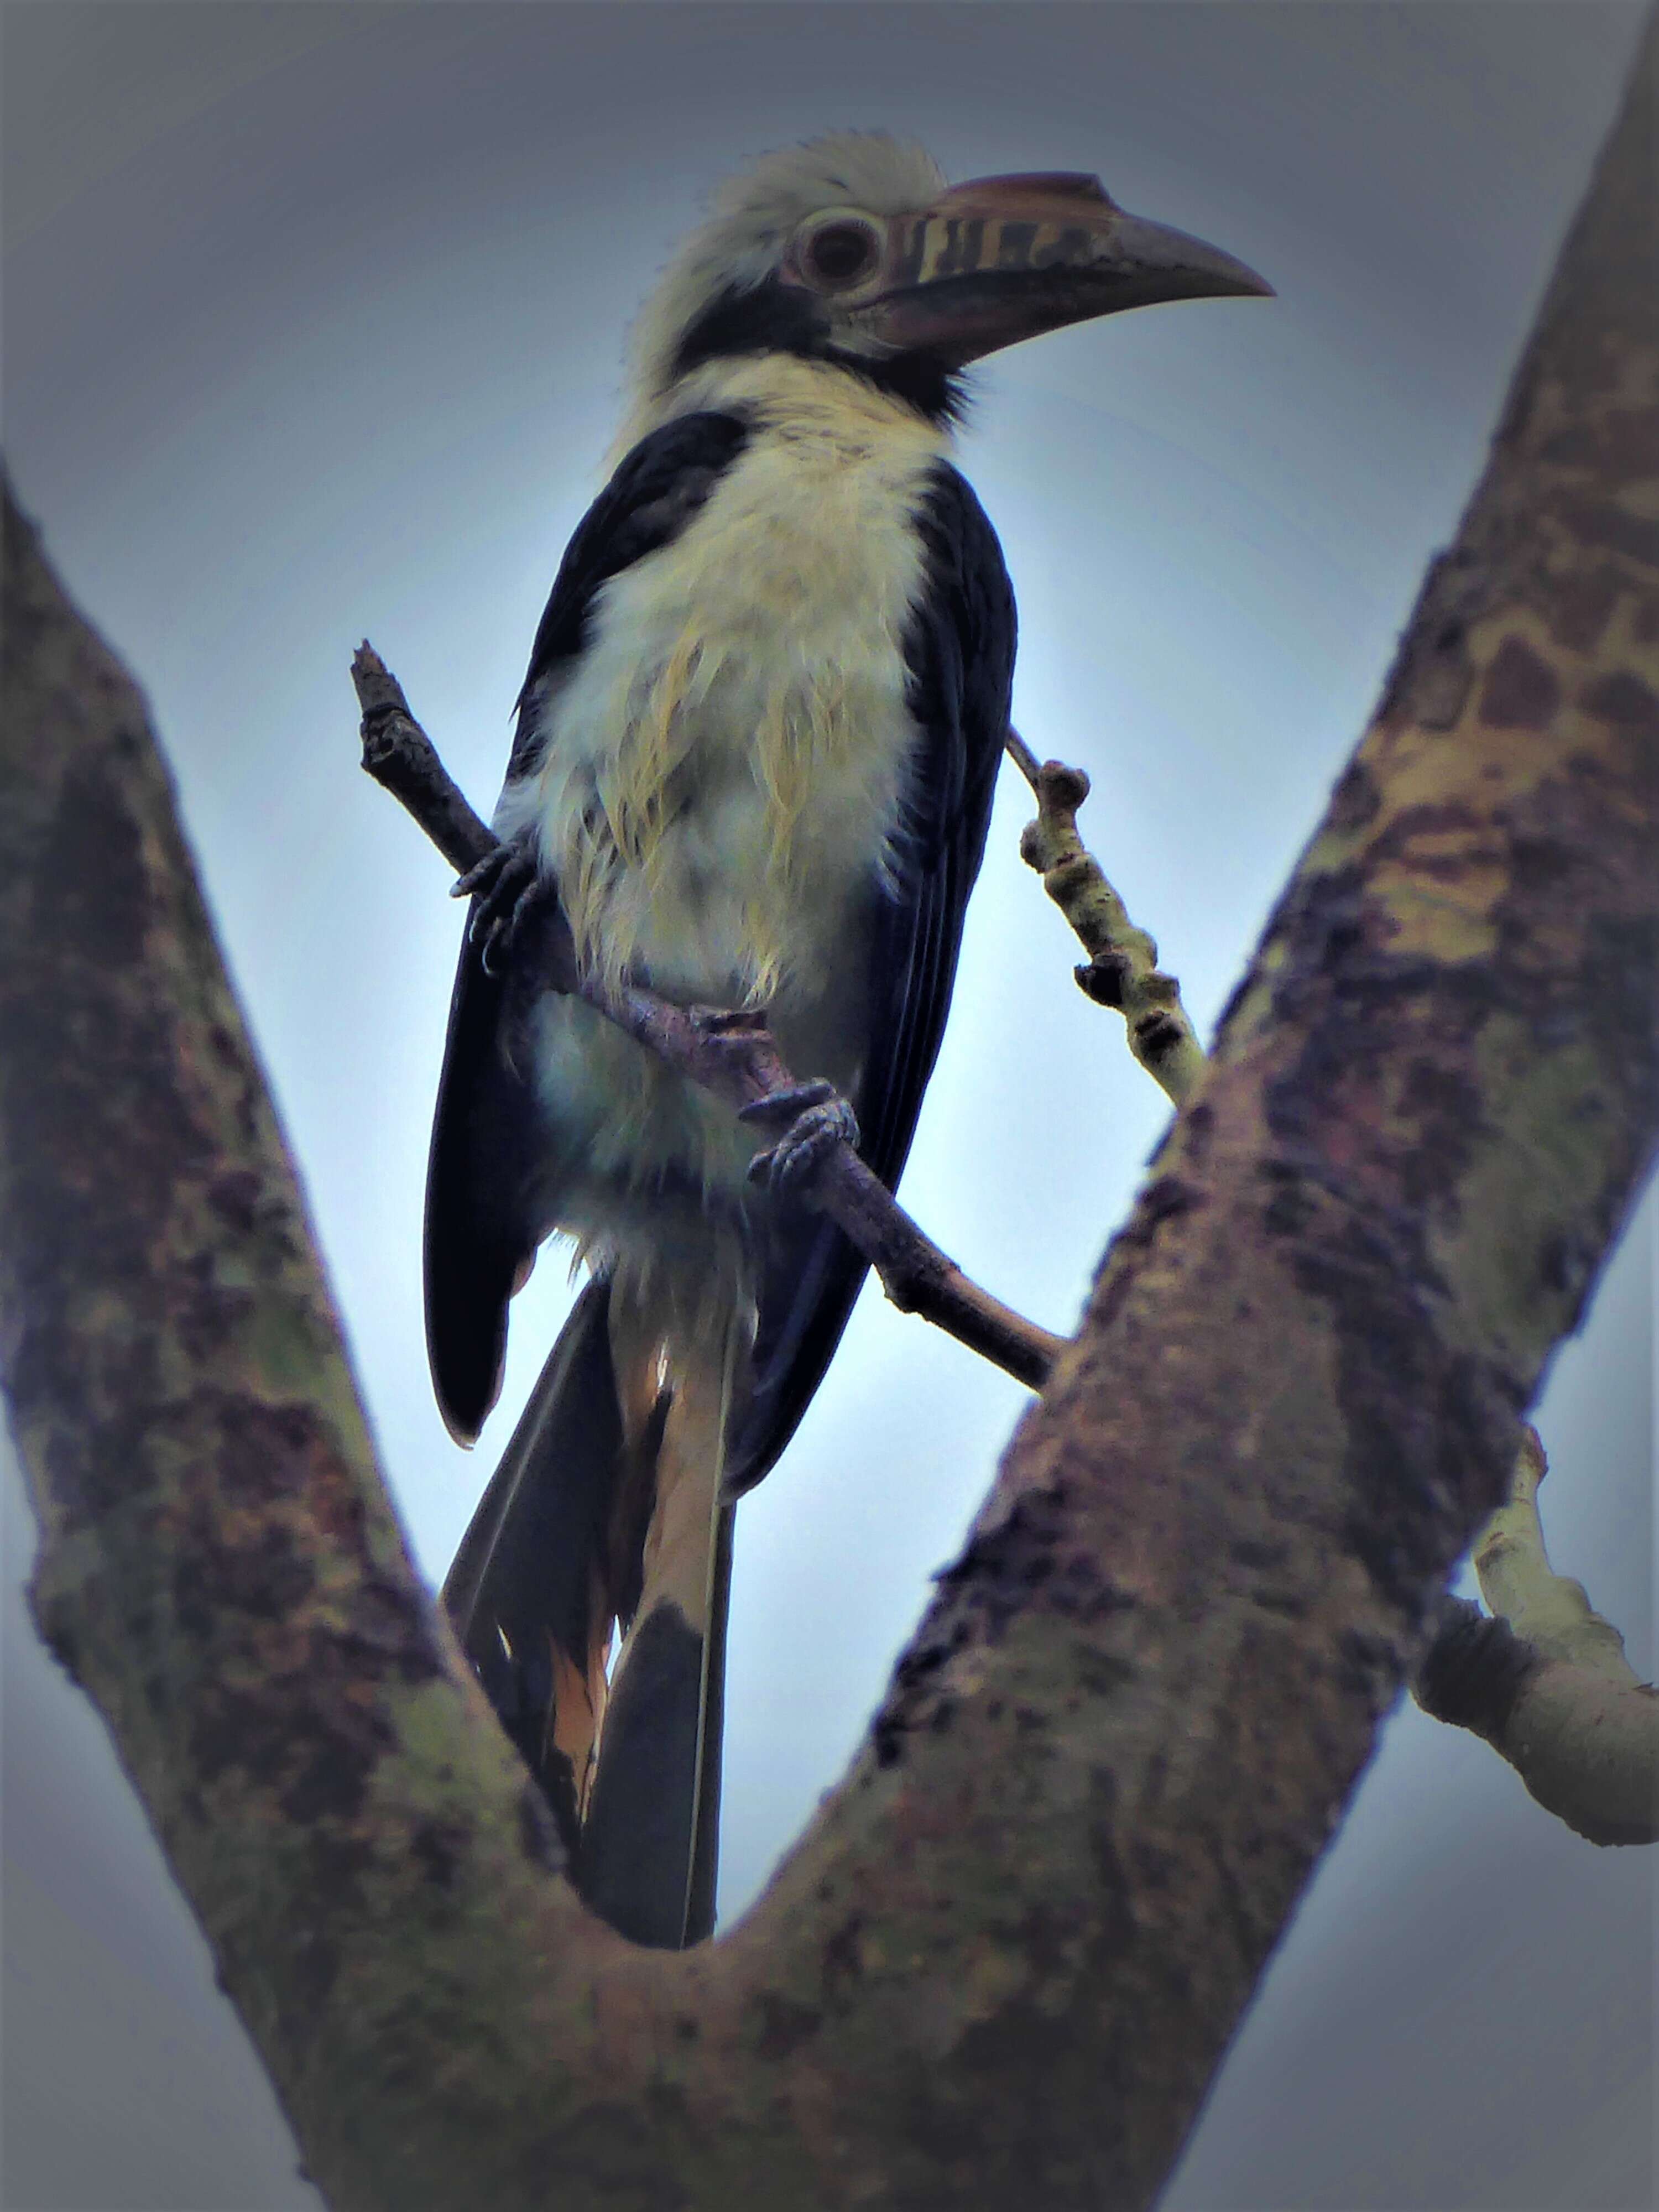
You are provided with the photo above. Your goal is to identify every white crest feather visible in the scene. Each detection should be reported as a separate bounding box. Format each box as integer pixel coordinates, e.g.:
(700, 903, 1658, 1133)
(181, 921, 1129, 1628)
(626, 132, 947, 403)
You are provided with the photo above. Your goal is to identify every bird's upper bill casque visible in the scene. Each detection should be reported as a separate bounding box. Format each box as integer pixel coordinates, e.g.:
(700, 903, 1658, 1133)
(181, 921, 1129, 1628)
(782, 169, 1272, 367)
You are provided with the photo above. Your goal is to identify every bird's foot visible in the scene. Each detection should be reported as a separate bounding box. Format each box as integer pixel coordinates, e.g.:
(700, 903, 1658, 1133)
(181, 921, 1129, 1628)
(453, 834, 546, 975)
(741, 1079, 859, 1203)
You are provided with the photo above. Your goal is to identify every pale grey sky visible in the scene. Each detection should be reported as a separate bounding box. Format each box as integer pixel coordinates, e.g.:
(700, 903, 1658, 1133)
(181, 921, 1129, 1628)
(2, 6, 1652, 2209)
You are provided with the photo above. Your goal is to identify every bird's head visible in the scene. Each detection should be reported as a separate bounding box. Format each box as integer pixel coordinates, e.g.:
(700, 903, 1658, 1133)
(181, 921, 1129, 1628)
(628, 131, 1271, 426)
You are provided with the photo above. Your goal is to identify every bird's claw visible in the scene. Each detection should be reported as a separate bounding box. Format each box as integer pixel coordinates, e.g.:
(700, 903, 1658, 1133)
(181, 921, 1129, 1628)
(743, 1080, 859, 1201)
(455, 837, 544, 976)
(738, 1078, 844, 1129)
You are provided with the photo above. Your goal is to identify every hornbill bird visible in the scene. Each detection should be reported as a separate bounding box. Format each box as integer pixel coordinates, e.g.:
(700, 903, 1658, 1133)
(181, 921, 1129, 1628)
(431, 133, 1268, 1948)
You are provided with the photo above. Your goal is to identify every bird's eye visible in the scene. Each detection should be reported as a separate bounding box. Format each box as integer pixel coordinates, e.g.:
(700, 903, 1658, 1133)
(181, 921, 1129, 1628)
(799, 218, 883, 292)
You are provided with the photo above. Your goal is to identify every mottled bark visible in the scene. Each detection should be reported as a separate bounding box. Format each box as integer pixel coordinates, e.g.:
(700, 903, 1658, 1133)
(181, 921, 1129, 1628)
(0, 24, 1653, 2212)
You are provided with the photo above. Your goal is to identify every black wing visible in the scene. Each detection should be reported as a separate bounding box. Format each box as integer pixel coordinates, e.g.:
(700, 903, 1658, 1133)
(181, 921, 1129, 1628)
(425, 412, 753, 1442)
(727, 462, 1017, 1491)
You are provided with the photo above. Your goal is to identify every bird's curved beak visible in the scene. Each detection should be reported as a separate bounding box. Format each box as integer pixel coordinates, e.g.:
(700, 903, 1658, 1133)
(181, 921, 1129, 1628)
(854, 171, 1272, 366)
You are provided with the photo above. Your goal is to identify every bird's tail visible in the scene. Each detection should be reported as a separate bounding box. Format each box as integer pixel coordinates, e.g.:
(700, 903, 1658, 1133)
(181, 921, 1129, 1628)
(441, 1275, 740, 1949)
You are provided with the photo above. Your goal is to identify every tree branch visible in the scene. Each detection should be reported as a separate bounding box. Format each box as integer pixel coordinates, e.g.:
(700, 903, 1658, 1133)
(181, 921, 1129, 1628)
(1, 18, 1653, 2211)
(1416, 1431, 1658, 1844)
(1005, 726, 1207, 1105)
(1011, 706, 1657, 1839)
(353, 645, 1066, 1392)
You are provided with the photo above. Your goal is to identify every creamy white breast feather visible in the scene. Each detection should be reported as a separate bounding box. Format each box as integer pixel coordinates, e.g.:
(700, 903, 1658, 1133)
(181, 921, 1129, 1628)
(492, 353, 954, 1301)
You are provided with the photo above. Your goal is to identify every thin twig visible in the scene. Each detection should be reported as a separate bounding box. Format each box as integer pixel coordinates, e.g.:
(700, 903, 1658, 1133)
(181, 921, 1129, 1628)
(1005, 726, 1207, 1106)
(354, 644, 1066, 1392)
(356, 649, 499, 878)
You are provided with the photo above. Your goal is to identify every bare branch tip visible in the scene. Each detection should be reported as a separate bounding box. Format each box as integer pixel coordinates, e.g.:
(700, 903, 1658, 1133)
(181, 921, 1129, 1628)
(1040, 761, 1091, 813)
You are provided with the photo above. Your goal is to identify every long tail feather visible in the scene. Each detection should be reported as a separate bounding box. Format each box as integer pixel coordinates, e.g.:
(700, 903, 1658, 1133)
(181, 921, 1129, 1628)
(442, 1279, 619, 1850)
(583, 1292, 741, 1948)
(442, 1275, 740, 1948)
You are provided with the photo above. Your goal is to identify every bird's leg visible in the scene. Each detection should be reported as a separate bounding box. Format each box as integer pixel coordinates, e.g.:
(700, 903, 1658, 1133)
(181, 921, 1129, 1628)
(740, 1079, 860, 1203)
(451, 830, 550, 975)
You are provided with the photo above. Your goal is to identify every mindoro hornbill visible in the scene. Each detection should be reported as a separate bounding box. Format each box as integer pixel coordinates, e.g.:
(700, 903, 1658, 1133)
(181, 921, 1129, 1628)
(430, 133, 1268, 1948)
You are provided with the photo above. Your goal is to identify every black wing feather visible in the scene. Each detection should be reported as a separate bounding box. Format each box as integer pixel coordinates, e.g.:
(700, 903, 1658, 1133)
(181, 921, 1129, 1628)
(510, 412, 753, 767)
(425, 413, 752, 1442)
(727, 463, 1016, 1491)
(424, 945, 544, 1442)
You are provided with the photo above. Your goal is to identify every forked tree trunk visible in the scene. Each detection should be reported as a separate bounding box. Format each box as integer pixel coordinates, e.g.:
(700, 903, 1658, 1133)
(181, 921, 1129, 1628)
(0, 23, 1653, 2212)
